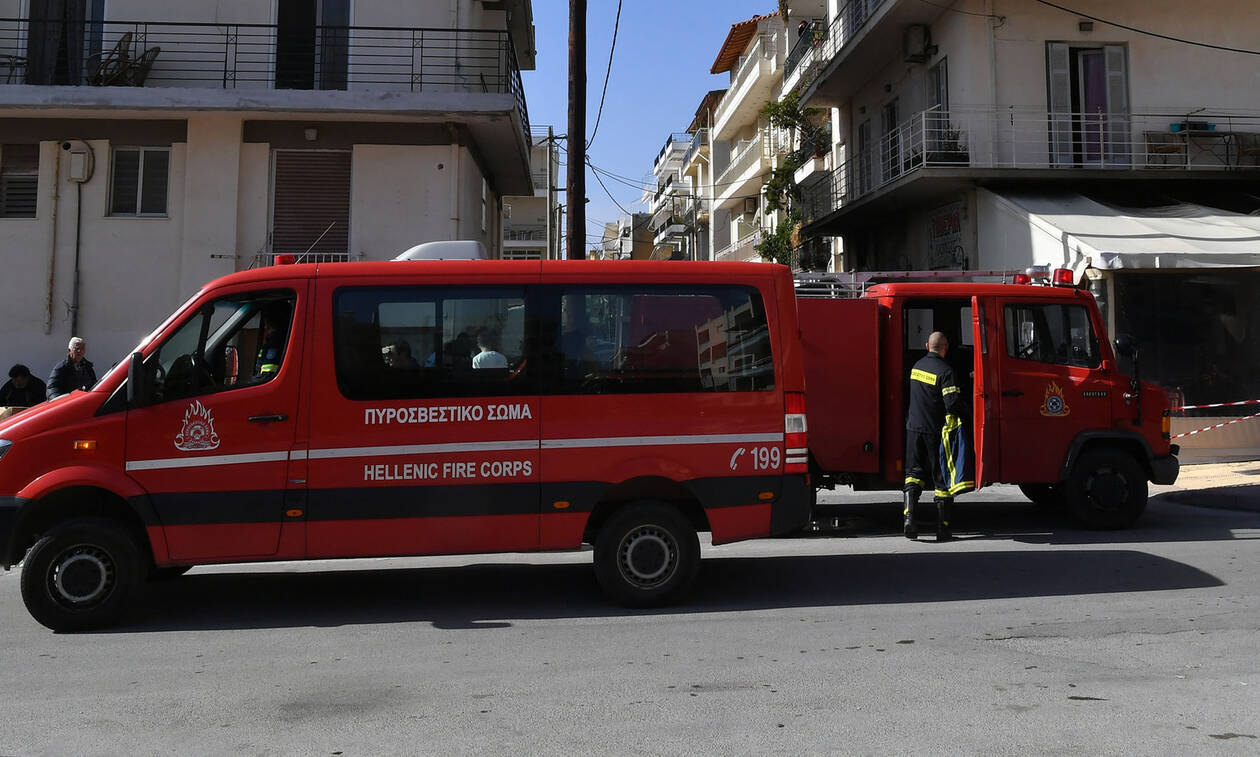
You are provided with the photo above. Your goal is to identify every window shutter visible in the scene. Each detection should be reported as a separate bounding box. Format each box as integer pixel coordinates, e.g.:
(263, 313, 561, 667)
(1046, 42, 1072, 167)
(1104, 44, 1131, 166)
(1, 144, 38, 217)
(271, 150, 351, 256)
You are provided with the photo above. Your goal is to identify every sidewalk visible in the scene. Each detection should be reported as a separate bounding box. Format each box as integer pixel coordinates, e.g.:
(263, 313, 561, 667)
(1154, 459, 1260, 513)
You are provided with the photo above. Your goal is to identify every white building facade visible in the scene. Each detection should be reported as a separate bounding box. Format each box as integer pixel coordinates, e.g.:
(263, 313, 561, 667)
(502, 126, 559, 260)
(0, 0, 535, 378)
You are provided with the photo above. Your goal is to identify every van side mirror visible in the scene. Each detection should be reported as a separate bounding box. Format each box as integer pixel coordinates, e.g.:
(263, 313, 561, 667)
(127, 352, 149, 408)
(1113, 334, 1138, 360)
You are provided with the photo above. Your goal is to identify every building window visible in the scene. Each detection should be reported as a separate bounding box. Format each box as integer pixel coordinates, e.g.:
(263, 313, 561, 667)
(1, 144, 39, 218)
(110, 147, 170, 216)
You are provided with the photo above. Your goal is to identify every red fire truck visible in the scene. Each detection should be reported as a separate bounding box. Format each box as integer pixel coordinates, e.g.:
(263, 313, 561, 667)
(0, 260, 811, 631)
(796, 269, 1179, 528)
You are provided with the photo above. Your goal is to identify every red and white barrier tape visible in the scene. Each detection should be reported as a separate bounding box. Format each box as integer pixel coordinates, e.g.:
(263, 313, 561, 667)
(1175, 399, 1260, 411)
(1172, 411, 1260, 439)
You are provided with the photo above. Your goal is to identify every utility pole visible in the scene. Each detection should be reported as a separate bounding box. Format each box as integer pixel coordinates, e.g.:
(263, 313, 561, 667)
(566, 0, 586, 260)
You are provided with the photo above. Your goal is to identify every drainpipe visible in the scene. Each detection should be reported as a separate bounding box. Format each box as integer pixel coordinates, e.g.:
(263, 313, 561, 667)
(987, 0, 1000, 165)
(44, 143, 61, 335)
(448, 125, 461, 239)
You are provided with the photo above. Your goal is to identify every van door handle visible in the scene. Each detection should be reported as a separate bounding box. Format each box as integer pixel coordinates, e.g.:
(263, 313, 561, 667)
(1001, 390, 1024, 397)
(248, 414, 289, 423)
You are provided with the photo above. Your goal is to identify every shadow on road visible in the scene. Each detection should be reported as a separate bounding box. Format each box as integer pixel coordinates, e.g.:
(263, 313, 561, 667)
(116, 547, 1222, 634)
(809, 496, 1260, 546)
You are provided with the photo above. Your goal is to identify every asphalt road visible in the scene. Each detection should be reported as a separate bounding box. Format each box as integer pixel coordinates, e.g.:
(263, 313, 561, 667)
(1, 485, 1258, 756)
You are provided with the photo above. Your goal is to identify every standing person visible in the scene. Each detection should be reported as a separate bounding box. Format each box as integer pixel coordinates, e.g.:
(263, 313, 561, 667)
(47, 337, 97, 400)
(1, 364, 47, 407)
(903, 331, 965, 541)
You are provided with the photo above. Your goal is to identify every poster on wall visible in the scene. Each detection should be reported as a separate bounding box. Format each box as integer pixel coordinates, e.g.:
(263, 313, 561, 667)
(928, 201, 966, 270)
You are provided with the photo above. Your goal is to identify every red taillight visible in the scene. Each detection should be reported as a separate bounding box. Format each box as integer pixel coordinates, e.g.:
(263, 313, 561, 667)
(1052, 268, 1075, 286)
(784, 391, 808, 474)
(275, 254, 296, 265)
(1013, 273, 1032, 285)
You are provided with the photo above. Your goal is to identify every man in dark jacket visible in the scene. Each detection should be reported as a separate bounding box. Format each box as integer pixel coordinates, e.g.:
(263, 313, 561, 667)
(904, 331, 964, 541)
(47, 337, 98, 399)
(1, 364, 46, 407)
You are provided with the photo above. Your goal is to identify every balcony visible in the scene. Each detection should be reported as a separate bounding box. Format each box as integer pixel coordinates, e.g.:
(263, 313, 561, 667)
(801, 0, 950, 107)
(782, 19, 824, 94)
(653, 132, 694, 174)
(505, 224, 547, 244)
(712, 229, 761, 262)
(712, 33, 779, 141)
(682, 128, 709, 175)
(801, 106, 1260, 228)
(0, 18, 529, 133)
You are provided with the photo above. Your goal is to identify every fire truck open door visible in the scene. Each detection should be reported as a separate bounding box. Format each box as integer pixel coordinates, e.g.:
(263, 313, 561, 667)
(971, 296, 994, 488)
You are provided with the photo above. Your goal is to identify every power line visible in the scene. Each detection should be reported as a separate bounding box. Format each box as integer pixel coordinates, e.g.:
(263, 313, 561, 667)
(1031, 0, 1260, 56)
(587, 0, 623, 149)
(915, 0, 1001, 20)
(589, 158, 634, 216)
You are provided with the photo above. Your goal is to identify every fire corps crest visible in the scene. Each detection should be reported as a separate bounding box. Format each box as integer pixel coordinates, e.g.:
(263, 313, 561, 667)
(1039, 380, 1071, 417)
(174, 400, 221, 451)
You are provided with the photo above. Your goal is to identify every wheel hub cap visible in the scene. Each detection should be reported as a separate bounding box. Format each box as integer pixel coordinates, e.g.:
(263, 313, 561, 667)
(619, 526, 677, 587)
(52, 547, 114, 604)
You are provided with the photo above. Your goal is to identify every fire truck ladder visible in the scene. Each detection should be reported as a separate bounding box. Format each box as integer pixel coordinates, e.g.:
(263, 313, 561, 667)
(794, 270, 1026, 299)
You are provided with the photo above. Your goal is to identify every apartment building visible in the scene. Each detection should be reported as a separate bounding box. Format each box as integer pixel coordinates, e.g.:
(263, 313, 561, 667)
(502, 126, 559, 260)
(795, 0, 1260, 409)
(706, 11, 788, 263)
(0, 0, 534, 375)
(643, 89, 723, 262)
(596, 212, 653, 260)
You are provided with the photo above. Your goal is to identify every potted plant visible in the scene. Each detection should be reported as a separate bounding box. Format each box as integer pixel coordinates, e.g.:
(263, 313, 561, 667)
(927, 126, 969, 165)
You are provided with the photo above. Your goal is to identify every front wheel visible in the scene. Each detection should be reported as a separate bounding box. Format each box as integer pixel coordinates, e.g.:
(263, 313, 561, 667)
(1064, 448, 1148, 529)
(594, 503, 699, 608)
(20, 518, 142, 632)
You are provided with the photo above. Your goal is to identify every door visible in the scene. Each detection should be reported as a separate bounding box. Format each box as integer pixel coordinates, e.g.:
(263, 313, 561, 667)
(971, 296, 995, 488)
(304, 279, 542, 558)
(1047, 42, 1129, 167)
(25, 0, 86, 84)
(275, 0, 350, 90)
(125, 285, 307, 561)
(994, 297, 1111, 483)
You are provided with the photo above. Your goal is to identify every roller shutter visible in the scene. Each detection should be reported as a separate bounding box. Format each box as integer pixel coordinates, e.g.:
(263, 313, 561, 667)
(270, 150, 351, 255)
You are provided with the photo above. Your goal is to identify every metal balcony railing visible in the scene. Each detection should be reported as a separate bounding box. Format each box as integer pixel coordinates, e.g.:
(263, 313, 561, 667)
(249, 251, 357, 268)
(785, 20, 824, 77)
(682, 128, 709, 168)
(712, 229, 761, 262)
(801, 106, 1260, 223)
(817, 0, 889, 71)
(713, 34, 776, 129)
(0, 18, 529, 133)
(505, 225, 547, 241)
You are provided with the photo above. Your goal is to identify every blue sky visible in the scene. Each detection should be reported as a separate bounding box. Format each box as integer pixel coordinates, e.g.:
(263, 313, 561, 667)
(521, 0, 777, 251)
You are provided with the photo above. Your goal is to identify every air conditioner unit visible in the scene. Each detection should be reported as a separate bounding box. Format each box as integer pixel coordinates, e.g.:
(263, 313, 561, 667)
(742, 197, 758, 216)
(903, 24, 936, 64)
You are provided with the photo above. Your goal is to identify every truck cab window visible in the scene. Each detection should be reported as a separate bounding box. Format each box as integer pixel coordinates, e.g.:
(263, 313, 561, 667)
(144, 291, 296, 402)
(1004, 303, 1100, 368)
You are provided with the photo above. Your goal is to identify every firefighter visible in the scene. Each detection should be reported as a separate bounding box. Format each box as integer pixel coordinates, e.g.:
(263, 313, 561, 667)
(903, 331, 966, 541)
(253, 302, 291, 380)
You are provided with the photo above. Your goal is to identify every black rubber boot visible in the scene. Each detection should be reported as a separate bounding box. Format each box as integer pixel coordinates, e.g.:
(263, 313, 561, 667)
(935, 497, 953, 542)
(903, 489, 919, 539)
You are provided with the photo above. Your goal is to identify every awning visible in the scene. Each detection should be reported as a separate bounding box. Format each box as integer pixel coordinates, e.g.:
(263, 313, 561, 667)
(979, 189, 1260, 278)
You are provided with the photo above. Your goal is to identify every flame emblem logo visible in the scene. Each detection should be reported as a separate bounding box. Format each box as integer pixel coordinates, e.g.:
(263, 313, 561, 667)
(1039, 380, 1071, 417)
(174, 400, 221, 451)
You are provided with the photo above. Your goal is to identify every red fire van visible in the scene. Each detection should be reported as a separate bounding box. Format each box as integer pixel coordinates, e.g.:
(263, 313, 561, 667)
(0, 260, 811, 631)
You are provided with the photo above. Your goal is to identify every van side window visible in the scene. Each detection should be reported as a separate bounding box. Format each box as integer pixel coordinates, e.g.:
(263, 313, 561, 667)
(549, 286, 774, 394)
(334, 286, 529, 400)
(1004, 303, 1100, 368)
(144, 291, 296, 403)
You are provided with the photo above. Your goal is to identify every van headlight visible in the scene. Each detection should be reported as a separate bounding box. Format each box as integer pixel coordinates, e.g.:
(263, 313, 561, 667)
(0, 439, 11, 461)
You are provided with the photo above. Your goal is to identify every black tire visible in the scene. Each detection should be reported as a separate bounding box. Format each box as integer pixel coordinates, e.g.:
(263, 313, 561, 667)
(594, 503, 700, 608)
(150, 565, 193, 581)
(1063, 448, 1148, 529)
(1019, 483, 1065, 510)
(20, 518, 142, 632)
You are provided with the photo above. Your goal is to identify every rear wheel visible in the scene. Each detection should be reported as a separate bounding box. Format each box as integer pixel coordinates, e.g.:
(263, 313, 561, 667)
(1019, 483, 1065, 510)
(1064, 448, 1148, 529)
(594, 503, 699, 608)
(20, 518, 142, 632)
